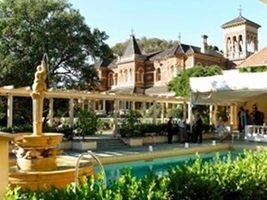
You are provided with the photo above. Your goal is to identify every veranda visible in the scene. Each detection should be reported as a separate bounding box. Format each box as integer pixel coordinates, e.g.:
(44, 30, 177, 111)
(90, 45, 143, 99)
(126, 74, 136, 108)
(0, 85, 189, 134)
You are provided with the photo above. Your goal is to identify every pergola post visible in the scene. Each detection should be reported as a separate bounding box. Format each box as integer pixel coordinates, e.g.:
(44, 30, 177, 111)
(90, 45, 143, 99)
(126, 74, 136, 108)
(188, 101, 193, 132)
(7, 94, 13, 128)
(161, 102, 165, 123)
(152, 100, 156, 124)
(103, 100, 106, 114)
(209, 105, 213, 125)
(48, 98, 54, 127)
(132, 101, 136, 110)
(69, 98, 74, 127)
(113, 99, 119, 136)
(0, 134, 14, 199)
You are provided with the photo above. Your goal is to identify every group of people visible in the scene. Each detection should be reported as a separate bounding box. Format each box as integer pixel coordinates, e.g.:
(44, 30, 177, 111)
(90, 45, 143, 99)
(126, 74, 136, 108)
(238, 104, 265, 133)
(216, 104, 265, 142)
(167, 112, 203, 144)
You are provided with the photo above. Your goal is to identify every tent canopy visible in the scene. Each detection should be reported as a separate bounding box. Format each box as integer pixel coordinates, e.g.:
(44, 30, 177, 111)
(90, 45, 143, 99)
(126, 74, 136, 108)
(190, 70, 267, 105)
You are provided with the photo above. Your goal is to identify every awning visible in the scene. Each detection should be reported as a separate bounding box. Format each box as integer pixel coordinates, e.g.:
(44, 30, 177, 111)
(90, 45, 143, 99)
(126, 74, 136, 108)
(190, 70, 267, 105)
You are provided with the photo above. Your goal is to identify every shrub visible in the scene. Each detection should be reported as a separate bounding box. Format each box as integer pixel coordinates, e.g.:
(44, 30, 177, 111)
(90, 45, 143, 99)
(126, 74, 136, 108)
(6, 149, 267, 200)
(76, 109, 100, 139)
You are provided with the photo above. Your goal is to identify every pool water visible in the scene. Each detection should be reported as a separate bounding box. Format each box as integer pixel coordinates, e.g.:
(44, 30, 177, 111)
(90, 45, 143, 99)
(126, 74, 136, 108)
(95, 150, 243, 183)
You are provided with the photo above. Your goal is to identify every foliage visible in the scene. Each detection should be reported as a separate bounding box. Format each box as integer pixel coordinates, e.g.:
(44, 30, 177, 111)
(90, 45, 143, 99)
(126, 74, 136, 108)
(166, 105, 183, 118)
(0, 0, 112, 89)
(76, 109, 100, 139)
(168, 65, 223, 97)
(98, 118, 114, 131)
(119, 110, 142, 137)
(168, 149, 267, 199)
(120, 122, 167, 137)
(6, 149, 267, 200)
(112, 37, 176, 56)
(144, 103, 162, 118)
(239, 66, 267, 73)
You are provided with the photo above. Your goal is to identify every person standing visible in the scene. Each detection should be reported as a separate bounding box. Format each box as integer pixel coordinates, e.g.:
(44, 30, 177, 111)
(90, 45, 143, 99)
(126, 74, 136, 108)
(167, 117, 173, 144)
(238, 107, 247, 133)
(192, 113, 203, 143)
(177, 114, 186, 142)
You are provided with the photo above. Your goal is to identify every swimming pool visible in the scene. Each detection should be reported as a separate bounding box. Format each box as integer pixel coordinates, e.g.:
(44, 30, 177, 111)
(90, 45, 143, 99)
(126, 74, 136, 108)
(95, 149, 243, 183)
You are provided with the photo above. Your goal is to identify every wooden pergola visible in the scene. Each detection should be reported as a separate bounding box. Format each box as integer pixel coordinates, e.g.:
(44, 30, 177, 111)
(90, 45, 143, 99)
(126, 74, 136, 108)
(0, 86, 190, 134)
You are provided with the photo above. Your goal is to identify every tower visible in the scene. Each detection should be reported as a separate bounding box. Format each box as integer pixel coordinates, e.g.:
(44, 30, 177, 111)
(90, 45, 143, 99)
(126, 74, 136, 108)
(221, 12, 261, 65)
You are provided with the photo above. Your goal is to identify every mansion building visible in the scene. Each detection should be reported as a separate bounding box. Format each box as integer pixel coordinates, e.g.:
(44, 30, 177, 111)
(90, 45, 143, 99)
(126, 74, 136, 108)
(95, 13, 261, 113)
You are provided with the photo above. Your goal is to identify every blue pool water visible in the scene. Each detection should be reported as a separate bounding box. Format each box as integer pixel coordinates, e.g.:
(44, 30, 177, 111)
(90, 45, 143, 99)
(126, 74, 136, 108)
(95, 150, 243, 183)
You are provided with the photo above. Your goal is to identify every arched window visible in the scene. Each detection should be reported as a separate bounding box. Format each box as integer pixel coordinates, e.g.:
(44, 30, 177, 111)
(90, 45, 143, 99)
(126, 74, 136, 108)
(156, 68, 161, 81)
(124, 69, 128, 82)
(170, 65, 175, 78)
(119, 70, 123, 82)
(129, 68, 132, 82)
(238, 35, 243, 52)
(137, 69, 144, 82)
(108, 73, 113, 87)
(114, 73, 118, 85)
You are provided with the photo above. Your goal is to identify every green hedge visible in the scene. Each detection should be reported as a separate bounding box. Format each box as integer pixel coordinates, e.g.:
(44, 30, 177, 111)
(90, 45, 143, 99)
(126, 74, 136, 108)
(6, 149, 267, 200)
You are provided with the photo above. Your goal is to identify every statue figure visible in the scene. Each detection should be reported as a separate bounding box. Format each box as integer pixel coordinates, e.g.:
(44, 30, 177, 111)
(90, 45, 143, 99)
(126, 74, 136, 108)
(31, 61, 47, 98)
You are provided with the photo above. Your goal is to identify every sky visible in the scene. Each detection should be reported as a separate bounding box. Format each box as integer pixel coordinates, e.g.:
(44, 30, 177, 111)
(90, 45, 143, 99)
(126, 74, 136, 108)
(69, 0, 267, 50)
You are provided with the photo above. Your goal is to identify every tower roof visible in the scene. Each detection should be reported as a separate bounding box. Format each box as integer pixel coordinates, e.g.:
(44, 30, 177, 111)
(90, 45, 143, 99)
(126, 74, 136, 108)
(222, 15, 261, 29)
(122, 34, 142, 57)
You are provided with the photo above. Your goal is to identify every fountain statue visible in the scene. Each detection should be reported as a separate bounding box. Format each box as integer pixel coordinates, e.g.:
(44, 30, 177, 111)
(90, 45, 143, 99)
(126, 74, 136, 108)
(9, 55, 94, 190)
(12, 55, 62, 171)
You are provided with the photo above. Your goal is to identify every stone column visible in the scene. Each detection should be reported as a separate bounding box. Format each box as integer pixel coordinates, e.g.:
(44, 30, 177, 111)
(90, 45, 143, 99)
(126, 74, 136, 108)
(132, 101, 136, 110)
(152, 100, 156, 124)
(48, 98, 54, 127)
(69, 98, 74, 127)
(103, 100, 106, 114)
(209, 105, 213, 125)
(0, 134, 14, 199)
(113, 100, 119, 136)
(187, 102, 193, 132)
(7, 95, 13, 128)
(161, 102, 165, 123)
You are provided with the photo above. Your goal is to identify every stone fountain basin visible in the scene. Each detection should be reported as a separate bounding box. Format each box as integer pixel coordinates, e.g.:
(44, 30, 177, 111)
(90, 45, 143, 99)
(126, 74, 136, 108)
(9, 156, 94, 190)
(14, 133, 63, 148)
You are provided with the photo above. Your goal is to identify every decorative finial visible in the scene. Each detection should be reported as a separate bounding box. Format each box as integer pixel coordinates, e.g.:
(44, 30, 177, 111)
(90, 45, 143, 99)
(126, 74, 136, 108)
(238, 5, 242, 16)
(178, 32, 181, 43)
(130, 28, 134, 36)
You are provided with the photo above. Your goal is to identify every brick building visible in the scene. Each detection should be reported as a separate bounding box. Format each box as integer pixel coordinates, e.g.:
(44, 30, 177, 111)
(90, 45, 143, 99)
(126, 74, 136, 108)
(95, 13, 261, 113)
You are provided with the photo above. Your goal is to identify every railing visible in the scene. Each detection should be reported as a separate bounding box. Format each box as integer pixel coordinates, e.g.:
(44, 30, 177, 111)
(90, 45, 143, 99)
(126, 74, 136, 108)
(244, 125, 267, 142)
(74, 150, 106, 193)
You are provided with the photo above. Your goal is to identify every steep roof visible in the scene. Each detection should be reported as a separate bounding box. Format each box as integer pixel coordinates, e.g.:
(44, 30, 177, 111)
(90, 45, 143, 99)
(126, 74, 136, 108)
(122, 35, 142, 57)
(94, 59, 113, 68)
(222, 15, 261, 29)
(237, 46, 267, 68)
(149, 43, 201, 60)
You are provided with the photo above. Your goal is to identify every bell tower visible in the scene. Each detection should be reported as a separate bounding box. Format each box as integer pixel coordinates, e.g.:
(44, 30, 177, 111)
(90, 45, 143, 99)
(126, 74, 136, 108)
(222, 11, 261, 65)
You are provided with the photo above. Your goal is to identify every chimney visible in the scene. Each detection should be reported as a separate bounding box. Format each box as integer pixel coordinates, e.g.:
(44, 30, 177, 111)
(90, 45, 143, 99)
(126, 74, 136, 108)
(201, 35, 208, 54)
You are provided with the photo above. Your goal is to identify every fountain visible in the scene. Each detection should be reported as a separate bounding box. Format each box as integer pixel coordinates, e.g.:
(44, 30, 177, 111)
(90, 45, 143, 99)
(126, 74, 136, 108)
(8, 55, 94, 190)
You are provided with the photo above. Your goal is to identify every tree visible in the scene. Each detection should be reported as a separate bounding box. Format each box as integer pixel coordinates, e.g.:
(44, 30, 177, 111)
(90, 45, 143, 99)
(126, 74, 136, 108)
(0, 0, 112, 89)
(168, 65, 223, 97)
(112, 37, 176, 56)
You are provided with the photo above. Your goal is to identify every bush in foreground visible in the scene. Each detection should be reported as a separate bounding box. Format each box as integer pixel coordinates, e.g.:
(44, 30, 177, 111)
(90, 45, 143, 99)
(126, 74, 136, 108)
(6, 149, 267, 200)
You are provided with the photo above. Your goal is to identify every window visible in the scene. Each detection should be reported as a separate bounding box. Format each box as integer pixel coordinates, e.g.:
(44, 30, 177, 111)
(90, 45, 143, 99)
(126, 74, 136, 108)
(108, 73, 113, 87)
(137, 69, 144, 82)
(156, 68, 161, 81)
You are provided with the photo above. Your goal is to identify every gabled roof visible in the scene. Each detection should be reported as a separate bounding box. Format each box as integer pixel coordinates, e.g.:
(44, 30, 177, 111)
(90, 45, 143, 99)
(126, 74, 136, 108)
(122, 35, 142, 57)
(222, 15, 261, 29)
(237, 46, 267, 68)
(149, 43, 201, 60)
(94, 59, 113, 68)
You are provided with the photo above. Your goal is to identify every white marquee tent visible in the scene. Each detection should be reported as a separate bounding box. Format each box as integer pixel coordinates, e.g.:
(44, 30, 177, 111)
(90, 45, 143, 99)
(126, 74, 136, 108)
(190, 70, 267, 105)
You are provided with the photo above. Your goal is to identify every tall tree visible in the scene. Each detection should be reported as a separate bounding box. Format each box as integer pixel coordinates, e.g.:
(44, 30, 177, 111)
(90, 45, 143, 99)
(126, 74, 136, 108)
(0, 0, 112, 89)
(168, 65, 223, 97)
(112, 37, 176, 56)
